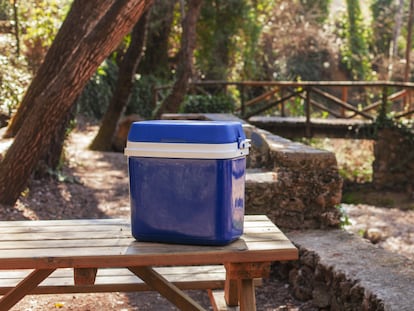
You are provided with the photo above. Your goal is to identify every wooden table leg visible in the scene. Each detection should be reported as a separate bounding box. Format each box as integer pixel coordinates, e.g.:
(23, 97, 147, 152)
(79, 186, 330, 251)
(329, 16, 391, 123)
(224, 266, 239, 306)
(225, 262, 271, 310)
(74, 267, 98, 285)
(238, 278, 256, 311)
(128, 266, 206, 311)
(0, 268, 55, 311)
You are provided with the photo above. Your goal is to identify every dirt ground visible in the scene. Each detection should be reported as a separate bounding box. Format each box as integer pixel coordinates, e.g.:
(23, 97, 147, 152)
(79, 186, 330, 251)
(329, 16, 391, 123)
(0, 123, 413, 310)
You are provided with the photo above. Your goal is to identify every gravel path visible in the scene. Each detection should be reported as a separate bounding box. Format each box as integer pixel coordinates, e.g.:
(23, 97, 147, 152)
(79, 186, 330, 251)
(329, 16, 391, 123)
(343, 203, 414, 261)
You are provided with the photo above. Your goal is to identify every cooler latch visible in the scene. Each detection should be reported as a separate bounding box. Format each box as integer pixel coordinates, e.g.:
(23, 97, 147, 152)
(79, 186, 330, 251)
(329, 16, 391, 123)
(237, 137, 251, 150)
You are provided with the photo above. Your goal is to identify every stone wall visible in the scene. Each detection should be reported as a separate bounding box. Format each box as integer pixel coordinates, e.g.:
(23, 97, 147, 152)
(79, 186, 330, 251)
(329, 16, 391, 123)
(243, 125, 343, 230)
(161, 113, 343, 229)
(273, 229, 414, 311)
(373, 128, 414, 191)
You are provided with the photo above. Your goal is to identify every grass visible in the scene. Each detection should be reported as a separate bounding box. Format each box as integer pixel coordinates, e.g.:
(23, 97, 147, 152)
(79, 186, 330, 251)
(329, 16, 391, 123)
(303, 138, 413, 210)
(305, 138, 374, 183)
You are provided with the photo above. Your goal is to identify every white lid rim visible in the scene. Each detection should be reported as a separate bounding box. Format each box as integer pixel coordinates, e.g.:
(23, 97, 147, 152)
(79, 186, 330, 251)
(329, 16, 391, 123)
(124, 141, 250, 159)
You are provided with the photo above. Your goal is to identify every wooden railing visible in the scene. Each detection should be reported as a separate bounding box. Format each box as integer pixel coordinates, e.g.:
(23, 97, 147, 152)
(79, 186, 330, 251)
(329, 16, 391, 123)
(154, 81, 414, 123)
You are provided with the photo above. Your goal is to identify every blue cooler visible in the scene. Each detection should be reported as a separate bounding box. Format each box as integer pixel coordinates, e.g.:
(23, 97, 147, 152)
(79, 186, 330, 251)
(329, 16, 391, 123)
(124, 120, 250, 245)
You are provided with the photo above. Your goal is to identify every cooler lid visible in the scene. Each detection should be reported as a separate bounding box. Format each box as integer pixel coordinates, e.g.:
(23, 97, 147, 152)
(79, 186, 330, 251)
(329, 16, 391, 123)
(127, 120, 246, 144)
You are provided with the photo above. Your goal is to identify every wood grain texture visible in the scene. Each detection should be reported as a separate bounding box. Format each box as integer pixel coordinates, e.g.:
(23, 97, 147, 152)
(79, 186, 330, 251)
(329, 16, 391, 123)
(0, 215, 297, 270)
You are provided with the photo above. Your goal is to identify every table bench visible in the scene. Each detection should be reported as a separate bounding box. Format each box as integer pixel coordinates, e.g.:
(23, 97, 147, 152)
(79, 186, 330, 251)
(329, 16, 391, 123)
(0, 215, 298, 310)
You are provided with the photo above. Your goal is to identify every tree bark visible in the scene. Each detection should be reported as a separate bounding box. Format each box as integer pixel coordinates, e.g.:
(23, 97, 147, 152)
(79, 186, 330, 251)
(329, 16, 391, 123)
(154, 0, 203, 119)
(35, 105, 76, 178)
(405, 0, 414, 82)
(3, 1, 115, 138)
(392, 0, 404, 58)
(0, 0, 153, 205)
(90, 10, 150, 151)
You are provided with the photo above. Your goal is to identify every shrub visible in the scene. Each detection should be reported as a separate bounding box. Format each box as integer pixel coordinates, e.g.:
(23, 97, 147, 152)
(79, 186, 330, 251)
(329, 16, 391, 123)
(75, 60, 118, 119)
(180, 94, 235, 113)
(126, 74, 164, 119)
(0, 56, 31, 116)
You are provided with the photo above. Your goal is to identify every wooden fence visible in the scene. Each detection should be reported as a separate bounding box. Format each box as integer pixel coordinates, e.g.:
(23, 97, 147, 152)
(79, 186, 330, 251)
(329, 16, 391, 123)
(154, 80, 414, 123)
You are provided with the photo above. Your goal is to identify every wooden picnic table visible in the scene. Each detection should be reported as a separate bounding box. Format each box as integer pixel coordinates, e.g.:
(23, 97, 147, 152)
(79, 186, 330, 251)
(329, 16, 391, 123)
(0, 215, 298, 310)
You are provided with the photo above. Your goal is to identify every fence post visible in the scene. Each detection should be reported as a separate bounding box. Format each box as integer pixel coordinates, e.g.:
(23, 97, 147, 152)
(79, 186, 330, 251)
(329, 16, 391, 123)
(240, 83, 245, 117)
(379, 86, 388, 121)
(305, 87, 311, 137)
(152, 85, 158, 111)
(341, 86, 348, 117)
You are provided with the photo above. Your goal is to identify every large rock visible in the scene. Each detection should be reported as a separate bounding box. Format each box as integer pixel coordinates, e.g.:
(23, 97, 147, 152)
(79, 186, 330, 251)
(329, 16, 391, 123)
(244, 125, 342, 230)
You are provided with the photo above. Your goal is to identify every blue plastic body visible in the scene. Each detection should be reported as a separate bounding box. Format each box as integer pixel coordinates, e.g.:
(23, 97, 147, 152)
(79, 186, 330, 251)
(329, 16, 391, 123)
(126, 120, 247, 245)
(128, 156, 245, 245)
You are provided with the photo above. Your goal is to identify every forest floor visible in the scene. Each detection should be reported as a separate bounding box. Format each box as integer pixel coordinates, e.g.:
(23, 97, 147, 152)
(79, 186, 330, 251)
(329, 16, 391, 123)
(0, 120, 413, 310)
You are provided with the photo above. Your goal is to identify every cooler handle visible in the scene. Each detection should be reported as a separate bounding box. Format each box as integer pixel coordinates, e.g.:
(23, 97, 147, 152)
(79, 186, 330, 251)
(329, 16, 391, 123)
(237, 137, 251, 150)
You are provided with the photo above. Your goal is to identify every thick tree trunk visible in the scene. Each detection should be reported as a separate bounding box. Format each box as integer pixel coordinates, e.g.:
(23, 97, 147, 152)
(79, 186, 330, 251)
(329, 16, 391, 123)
(154, 0, 203, 118)
(36, 105, 76, 178)
(0, 0, 153, 205)
(90, 10, 150, 151)
(4, 1, 115, 138)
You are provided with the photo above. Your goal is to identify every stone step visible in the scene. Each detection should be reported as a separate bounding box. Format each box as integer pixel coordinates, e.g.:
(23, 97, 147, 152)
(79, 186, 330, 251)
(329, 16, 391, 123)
(281, 229, 414, 310)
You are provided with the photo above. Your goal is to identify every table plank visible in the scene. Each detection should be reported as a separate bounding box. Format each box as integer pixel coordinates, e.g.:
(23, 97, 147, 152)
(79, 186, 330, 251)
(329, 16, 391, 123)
(0, 218, 128, 227)
(0, 215, 298, 269)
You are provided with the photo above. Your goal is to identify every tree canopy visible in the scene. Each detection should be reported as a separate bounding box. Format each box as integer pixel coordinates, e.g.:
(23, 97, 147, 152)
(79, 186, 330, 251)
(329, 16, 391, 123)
(1, 0, 414, 205)
(0, 0, 153, 204)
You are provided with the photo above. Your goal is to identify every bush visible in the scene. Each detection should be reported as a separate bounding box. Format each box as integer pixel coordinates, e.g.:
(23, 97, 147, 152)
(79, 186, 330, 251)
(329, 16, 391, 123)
(75, 60, 118, 119)
(0, 56, 31, 116)
(126, 74, 164, 119)
(180, 94, 235, 113)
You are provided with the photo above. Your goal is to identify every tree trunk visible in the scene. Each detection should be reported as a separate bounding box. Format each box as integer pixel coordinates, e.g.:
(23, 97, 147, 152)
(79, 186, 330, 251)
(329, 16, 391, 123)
(3, 1, 115, 138)
(392, 0, 404, 57)
(154, 0, 203, 118)
(90, 10, 150, 151)
(138, 0, 177, 78)
(35, 105, 76, 178)
(0, 0, 153, 205)
(405, 0, 414, 82)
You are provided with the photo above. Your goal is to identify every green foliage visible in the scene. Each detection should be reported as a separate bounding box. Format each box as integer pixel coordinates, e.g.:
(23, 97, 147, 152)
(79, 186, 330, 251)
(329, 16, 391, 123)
(257, 0, 336, 82)
(284, 96, 305, 117)
(196, 0, 247, 80)
(76, 60, 118, 119)
(338, 0, 373, 80)
(196, 0, 273, 81)
(338, 165, 373, 183)
(46, 167, 82, 184)
(180, 94, 235, 113)
(0, 0, 12, 20)
(307, 137, 374, 184)
(126, 75, 166, 119)
(300, 0, 332, 23)
(18, 0, 70, 72)
(335, 204, 351, 228)
(237, 1, 274, 80)
(286, 47, 332, 81)
(373, 115, 414, 145)
(370, 0, 396, 55)
(0, 56, 31, 115)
